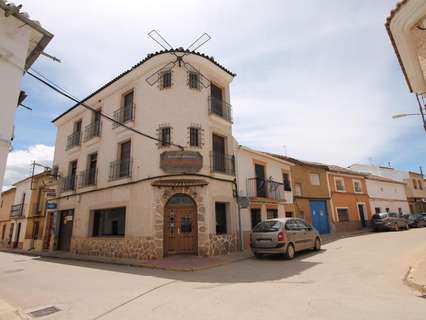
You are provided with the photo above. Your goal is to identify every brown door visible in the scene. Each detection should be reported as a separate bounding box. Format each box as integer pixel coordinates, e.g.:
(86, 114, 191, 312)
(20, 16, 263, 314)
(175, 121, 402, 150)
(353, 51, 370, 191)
(58, 210, 74, 251)
(13, 223, 21, 248)
(43, 212, 54, 250)
(164, 194, 197, 256)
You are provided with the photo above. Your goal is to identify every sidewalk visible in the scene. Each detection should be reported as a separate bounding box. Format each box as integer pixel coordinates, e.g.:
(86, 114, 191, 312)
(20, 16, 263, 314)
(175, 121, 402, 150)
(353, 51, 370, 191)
(0, 299, 22, 320)
(405, 249, 426, 295)
(0, 248, 252, 272)
(321, 228, 372, 244)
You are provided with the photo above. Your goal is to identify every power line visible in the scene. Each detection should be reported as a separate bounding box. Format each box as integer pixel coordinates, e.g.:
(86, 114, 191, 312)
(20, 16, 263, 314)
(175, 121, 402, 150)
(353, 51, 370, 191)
(26, 70, 185, 150)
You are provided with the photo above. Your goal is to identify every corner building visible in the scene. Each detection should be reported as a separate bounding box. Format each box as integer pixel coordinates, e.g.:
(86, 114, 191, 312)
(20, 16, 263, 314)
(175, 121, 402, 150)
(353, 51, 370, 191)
(51, 49, 239, 259)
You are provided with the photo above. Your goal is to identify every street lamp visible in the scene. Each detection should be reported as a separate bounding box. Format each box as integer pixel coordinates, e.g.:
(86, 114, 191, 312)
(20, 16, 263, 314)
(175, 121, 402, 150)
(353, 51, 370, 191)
(391, 113, 422, 119)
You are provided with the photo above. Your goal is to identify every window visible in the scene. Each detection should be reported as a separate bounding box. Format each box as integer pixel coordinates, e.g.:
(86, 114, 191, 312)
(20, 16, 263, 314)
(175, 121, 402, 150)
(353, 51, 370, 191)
(310, 173, 320, 186)
(188, 72, 200, 89)
(267, 209, 278, 219)
(215, 202, 227, 234)
(161, 127, 171, 147)
(93, 207, 126, 237)
(250, 208, 261, 230)
(282, 173, 291, 191)
(413, 179, 418, 189)
(418, 180, 423, 190)
(189, 127, 201, 147)
(335, 177, 345, 192)
(285, 212, 293, 218)
(122, 91, 134, 123)
(337, 208, 349, 222)
(385, 208, 390, 213)
(375, 207, 381, 214)
(1, 225, 6, 240)
(294, 183, 302, 196)
(32, 221, 40, 240)
(254, 220, 281, 232)
(161, 70, 172, 89)
(353, 180, 362, 193)
(285, 219, 298, 231)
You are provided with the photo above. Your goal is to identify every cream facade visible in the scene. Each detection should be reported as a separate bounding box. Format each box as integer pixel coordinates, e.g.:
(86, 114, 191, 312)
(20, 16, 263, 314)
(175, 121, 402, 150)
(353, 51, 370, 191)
(349, 164, 426, 213)
(0, 1, 52, 193)
(235, 145, 294, 249)
(365, 175, 410, 215)
(51, 50, 240, 259)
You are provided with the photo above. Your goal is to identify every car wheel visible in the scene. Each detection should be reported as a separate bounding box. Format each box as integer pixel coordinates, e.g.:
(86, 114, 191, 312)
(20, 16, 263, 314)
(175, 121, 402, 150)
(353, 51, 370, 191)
(286, 243, 295, 260)
(313, 237, 321, 251)
(254, 252, 263, 259)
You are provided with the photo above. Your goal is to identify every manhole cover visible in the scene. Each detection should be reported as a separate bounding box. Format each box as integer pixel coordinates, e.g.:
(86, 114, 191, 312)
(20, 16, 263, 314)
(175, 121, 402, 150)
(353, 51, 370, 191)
(4, 269, 24, 274)
(28, 306, 61, 318)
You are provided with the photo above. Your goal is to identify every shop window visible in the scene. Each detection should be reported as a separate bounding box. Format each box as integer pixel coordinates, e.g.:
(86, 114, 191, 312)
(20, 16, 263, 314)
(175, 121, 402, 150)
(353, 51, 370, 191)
(215, 202, 227, 234)
(93, 207, 126, 237)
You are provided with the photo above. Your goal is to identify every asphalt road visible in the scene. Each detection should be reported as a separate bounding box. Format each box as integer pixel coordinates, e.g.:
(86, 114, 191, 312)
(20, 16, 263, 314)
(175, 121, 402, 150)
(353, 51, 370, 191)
(0, 228, 425, 320)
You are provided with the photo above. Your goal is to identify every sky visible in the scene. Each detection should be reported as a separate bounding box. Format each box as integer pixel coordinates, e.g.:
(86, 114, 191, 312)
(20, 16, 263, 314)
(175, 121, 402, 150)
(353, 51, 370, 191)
(3, 0, 426, 189)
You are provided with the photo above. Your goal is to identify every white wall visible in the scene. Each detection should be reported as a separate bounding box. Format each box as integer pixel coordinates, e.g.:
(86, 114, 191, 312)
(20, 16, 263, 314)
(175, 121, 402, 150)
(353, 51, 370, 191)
(0, 12, 32, 193)
(366, 178, 409, 214)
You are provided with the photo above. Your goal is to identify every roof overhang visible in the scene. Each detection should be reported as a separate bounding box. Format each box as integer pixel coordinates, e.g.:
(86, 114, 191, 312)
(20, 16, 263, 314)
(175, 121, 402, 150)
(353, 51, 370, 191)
(386, 0, 426, 93)
(0, 2, 53, 70)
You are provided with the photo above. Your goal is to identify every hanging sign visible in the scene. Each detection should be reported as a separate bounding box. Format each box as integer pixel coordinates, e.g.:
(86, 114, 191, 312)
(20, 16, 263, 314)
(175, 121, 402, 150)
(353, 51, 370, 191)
(160, 151, 203, 173)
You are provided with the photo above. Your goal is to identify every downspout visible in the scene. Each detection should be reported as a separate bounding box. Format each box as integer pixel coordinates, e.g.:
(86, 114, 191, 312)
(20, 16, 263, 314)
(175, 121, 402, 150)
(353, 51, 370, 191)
(233, 146, 244, 251)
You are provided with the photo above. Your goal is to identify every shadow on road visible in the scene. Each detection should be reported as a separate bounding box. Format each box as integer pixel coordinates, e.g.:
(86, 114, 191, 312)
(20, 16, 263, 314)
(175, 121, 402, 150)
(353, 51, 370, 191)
(27, 249, 325, 284)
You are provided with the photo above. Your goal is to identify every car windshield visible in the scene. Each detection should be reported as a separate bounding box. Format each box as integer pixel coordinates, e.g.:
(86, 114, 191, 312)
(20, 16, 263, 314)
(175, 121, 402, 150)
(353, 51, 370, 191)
(253, 220, 281, 233)
(373, 213, 387, 219)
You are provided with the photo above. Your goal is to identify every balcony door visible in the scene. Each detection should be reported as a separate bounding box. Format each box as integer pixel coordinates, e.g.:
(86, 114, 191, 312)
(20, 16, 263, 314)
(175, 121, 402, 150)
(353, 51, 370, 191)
(255, 164, 266, 197)
(212, 134, 226, 172)
(211, 84, 223, 115)
(88, 153, 97, 185)
(119, 140, 131, 177)
(69, 160, 78, 189)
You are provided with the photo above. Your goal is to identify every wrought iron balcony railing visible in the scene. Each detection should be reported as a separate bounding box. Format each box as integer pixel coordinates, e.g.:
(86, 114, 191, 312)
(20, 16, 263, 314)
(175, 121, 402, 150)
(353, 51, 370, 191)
(61, 175, 77, 192)
(208, 96, 232, 122)
(79, 168, 97, 187)
(10, 204, 24, 218)
(112, 104, 135, 128)
(66, 131, 81, 150)
(109, 158, 132, 181)
(210, 152, 235, 175)
(84, 120, 101, 142)
(247, 177, 286, 201)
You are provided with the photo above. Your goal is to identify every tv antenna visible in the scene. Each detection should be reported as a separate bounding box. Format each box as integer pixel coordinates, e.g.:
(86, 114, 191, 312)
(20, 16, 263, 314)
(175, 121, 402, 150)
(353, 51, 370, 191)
(145, 30, 212, 88)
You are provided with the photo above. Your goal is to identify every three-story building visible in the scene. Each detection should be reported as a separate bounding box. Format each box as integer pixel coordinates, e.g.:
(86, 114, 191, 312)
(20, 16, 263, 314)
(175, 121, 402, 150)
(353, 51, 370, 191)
(51, 49, 239, 259)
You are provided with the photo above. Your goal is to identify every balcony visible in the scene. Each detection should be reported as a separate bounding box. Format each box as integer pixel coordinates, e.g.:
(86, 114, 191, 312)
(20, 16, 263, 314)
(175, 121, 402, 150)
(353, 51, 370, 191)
(84, 120, 101, 142)
(61, 175, 77, 192)
(66, 131, 81, 150)
(79, 168, 97, 187)
(247, 178, 286, 201)
(109, 158, 132, 181)
(208, 96, 232, 123)
(112, 104, 135, 128)
(210, 152, 235, 175)
(10, 204, 24, 218)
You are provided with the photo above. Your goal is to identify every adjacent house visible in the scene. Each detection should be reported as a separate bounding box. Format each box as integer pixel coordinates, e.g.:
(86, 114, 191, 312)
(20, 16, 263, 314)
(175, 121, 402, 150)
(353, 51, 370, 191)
(349, 164, 426, 214)
(0, 1, 53, 192)
(235, 146, 294, 248)
(0, 187, 16, 247)
(51, 49, 239, 260)
(327, 166, 371, 232)
(364, 175, 409, 215)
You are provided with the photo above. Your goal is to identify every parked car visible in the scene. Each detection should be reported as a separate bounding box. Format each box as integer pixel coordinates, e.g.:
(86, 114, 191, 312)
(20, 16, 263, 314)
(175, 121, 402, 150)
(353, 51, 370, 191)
(250, 218, 321, 259)
(371, 212, 409, 231)
(407, 213, 426, 228)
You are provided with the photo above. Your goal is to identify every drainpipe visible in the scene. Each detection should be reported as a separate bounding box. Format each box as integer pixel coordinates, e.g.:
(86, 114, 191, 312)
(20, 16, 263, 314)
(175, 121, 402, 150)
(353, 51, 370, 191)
(233, 146, 244, 251)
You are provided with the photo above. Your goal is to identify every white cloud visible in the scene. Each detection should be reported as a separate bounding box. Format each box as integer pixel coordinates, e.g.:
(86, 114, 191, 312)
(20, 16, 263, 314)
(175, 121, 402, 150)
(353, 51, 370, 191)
(17, 0, 423, 170)
(3, 144, 54, 190)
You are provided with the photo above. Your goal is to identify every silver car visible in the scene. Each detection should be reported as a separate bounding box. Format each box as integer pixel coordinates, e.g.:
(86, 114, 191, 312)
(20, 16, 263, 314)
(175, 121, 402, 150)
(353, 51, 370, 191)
(250, 218, 321, 259)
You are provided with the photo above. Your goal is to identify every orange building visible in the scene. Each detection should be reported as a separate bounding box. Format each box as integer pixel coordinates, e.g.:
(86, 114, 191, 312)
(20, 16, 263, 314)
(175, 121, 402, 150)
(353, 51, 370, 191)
(327, 166, 371, 232)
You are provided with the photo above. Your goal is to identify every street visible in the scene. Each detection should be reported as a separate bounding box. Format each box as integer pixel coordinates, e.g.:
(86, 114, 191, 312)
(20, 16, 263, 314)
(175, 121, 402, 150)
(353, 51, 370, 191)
(1, 228, 425, 320)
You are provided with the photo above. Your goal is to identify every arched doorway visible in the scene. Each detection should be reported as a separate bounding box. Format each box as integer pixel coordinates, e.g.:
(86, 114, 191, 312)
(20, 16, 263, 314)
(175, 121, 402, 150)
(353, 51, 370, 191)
(164, 193, 197, 256)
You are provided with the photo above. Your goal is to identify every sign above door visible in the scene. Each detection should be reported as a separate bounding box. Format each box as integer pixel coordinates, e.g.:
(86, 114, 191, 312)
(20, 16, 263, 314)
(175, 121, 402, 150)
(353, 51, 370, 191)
(160, 151, 203, 173)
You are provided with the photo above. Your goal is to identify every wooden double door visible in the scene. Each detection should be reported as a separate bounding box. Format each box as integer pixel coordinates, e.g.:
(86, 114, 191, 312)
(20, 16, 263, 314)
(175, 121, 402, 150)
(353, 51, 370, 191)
(164, 195, 197, 256)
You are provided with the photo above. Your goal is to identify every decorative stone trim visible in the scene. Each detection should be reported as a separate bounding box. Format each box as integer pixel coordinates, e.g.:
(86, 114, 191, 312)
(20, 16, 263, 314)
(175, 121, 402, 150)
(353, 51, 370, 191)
(207, 233, 239, 256)
(71, 236, 161, 260)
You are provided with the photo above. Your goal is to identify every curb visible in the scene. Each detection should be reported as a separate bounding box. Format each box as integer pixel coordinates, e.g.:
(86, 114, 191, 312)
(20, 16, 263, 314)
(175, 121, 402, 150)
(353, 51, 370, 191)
(0, 299, 24, 320)
(403, 265, 426, 295)
(0, 249, 252, 272)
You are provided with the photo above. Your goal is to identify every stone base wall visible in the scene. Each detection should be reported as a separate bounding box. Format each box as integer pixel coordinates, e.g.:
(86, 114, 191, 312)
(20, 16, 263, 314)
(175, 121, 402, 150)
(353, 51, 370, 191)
(207, 233, 239, 256)
(71, 237, 162, 260)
